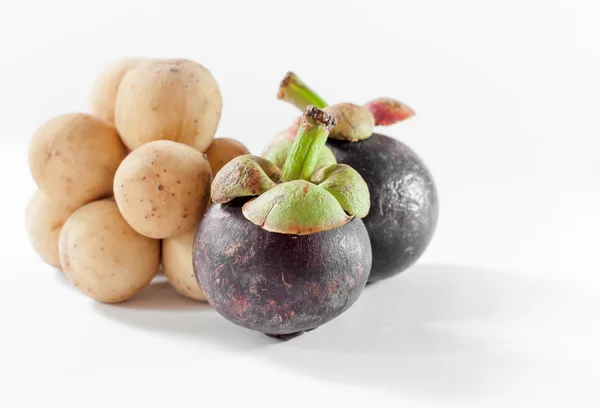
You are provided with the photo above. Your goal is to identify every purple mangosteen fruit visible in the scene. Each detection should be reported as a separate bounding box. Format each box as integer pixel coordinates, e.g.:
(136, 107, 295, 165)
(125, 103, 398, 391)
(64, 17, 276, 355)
(268, 73, 438, 283)
(193, 107, 372, 339)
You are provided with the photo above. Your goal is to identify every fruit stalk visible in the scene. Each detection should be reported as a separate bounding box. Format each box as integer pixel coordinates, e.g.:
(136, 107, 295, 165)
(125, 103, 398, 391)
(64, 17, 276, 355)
(277, 72, 415, 127)
(281, 106, 335, 182)
(277, 72, 327, 110)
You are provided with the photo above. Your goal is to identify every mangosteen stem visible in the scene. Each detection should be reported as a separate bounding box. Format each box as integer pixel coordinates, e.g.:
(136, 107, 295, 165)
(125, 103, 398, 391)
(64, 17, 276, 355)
(281, 106, 336, 182)
(277, 72, 328, 111)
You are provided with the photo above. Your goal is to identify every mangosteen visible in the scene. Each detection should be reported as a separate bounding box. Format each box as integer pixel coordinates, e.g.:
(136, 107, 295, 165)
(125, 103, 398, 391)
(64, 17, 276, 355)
(193, 106, 372, 339)
(270, 72, 438, 283)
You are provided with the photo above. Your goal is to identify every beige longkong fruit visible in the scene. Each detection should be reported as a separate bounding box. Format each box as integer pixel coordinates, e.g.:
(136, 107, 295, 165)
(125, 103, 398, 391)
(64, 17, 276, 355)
(113, 140, 211, 239)
(26, 190, 78, 268)
(59, 199, 160, 303)
(28, 113, 127, 207)
(162, 229, 206, 301)
(205, 137, 250, 176)
(115, 59, 222, 152)
(90, 57, 149, 123)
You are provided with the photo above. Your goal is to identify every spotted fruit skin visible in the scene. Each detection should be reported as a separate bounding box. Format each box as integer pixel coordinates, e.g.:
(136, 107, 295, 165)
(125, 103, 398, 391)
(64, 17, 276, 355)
(193, 200, 371, 336)
(327, 133, 438, 283)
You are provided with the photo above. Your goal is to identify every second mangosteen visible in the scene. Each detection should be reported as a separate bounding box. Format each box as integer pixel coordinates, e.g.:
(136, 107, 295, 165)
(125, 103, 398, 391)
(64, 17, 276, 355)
(272, 73, 439, 283)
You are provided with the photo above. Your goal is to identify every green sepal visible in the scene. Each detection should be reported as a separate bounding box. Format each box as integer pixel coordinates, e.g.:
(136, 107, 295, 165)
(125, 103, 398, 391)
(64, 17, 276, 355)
(242, 180, 352, 235)
(211, 155, 281, 204)
(311, 164, 370, 218)
(211, 105, 371, 235)
(323, 103, 375, 141)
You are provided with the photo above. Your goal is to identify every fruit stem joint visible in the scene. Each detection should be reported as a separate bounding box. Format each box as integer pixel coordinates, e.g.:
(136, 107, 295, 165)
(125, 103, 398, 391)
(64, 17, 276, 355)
(281, 106, 336, 182)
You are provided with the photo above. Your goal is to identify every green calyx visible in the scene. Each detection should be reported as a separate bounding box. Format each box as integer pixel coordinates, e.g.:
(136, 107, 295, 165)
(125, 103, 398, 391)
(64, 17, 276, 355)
(277, 72, 374, 142)
(324, 103, 374, 141)
(211, 155, 281, 204)
(242, 180, 351, 235)
(311, 164, 370, 218)
(210, 106, 370, 235)
(277, 72, 416, 141)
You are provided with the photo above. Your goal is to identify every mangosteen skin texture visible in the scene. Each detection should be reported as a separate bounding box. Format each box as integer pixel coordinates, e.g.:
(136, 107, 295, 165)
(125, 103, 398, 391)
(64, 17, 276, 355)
(326, 133, 438, 283)
(193, 200, 372, 337)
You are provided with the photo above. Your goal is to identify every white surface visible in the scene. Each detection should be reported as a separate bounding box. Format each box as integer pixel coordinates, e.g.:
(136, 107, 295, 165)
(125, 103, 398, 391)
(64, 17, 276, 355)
(1, 0, 599, 406)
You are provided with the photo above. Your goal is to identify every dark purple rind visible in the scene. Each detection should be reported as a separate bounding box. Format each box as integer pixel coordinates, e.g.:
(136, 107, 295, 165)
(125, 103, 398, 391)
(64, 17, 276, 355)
(327, 133, 438, 283)
(193, 200, 371, 336)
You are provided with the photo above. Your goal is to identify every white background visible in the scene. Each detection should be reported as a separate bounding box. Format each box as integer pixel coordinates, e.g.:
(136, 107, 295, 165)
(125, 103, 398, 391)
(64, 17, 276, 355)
(0, 0, 598, 406)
